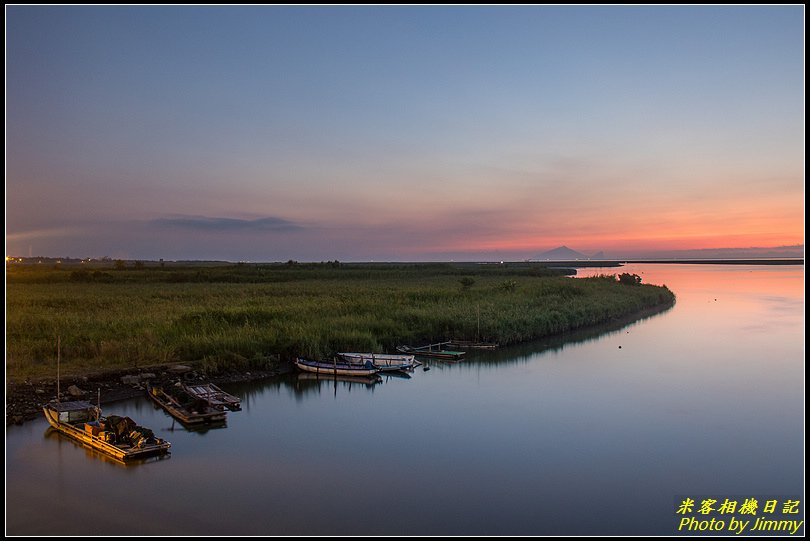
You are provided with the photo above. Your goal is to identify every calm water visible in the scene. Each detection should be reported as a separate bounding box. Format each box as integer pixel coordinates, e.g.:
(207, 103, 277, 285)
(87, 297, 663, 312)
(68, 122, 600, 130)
(6, 264, 804, 535)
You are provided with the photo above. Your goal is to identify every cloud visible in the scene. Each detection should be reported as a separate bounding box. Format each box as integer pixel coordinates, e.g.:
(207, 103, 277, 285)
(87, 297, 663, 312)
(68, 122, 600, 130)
(151, 215, 304, 233)
(5, 225, 89, 243)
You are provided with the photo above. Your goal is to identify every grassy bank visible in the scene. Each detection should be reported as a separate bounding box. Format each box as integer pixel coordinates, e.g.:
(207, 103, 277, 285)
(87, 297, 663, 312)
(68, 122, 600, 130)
(6, 262, 674, 380)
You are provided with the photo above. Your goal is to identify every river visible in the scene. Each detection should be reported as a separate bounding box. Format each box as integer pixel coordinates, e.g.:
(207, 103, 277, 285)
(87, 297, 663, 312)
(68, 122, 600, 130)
(5, 263, 804, 535)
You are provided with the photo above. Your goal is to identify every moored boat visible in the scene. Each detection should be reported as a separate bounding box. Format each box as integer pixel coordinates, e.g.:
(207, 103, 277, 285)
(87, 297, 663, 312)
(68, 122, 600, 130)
(182, 382, 242, 411)
(147, 383, 228, 425)
(396, 345, 466, 361)
(295, 357, 379, 376)
(42, 400, 171, 461)
(337, 352, 419, 371)
(447, 340, 499, 350)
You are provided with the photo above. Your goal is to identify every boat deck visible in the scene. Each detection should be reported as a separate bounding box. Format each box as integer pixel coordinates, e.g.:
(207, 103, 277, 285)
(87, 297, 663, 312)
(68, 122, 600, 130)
(147, 384, 228, 425)
(183, 383, 242, 411)
(43, 402, 171, 461)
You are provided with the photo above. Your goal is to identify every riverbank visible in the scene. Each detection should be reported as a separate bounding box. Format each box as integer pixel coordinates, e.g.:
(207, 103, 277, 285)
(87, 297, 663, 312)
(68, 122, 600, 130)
(7, 263, 675, 380)
(7, 263, 675, 424)
(5, 299, 677, 427)
(6, 357, 291, 426)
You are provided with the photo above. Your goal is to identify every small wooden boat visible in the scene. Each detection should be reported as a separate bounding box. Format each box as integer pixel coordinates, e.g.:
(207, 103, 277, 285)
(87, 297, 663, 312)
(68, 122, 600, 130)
(43, 400, 171, 461)
(147, 383, 228, 425)
(396, 344, 466, 361)
(337, 352, 419, 372)
(182, 382, 242, 411)
(295, 357, 379, 376)
(447, 340, 499, 350)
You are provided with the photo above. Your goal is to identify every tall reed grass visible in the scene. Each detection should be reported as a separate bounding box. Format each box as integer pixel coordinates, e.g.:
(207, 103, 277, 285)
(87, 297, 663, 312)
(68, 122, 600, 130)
(6, 263, 674, 379)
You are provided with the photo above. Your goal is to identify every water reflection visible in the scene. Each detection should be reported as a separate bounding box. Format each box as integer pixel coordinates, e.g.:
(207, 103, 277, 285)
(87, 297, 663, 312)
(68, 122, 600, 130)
(43, 427, 172, 467)
(462, 301, 674, 366)
(293, 373, 381, 399)
(380, 370, 412, 380)
(159, 416, 228, 434)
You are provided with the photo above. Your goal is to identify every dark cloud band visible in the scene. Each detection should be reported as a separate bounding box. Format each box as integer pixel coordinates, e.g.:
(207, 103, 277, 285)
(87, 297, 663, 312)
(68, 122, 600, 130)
(152, 216, 303, 232)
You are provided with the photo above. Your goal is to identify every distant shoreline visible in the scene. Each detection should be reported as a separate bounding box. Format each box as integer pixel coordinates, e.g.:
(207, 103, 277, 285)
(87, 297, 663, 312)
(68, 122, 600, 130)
(567, 258, 803, 267)
(5, 257, 804, 268)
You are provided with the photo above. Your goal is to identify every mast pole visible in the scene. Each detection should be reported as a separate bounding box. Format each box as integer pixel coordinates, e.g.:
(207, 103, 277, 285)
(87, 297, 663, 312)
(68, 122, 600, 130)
(56, 335, 61, 403)
(477, 304, 480, 343)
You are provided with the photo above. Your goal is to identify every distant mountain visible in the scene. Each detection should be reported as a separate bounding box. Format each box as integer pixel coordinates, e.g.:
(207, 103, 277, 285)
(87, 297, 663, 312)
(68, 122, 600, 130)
(591, 251, 606, 259)
(536, 246, 590, 260)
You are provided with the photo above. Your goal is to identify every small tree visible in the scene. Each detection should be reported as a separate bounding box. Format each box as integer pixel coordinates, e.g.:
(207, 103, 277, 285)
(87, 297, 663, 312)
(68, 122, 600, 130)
(114, 259, 126, 271)
(459, 277, 476, 290)
(499, 280, 517, 292)
(618, 273, 642, 285)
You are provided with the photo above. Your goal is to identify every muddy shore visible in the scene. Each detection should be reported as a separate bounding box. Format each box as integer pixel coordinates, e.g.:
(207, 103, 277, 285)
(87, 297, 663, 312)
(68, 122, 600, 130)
(6, 361, 293, 426)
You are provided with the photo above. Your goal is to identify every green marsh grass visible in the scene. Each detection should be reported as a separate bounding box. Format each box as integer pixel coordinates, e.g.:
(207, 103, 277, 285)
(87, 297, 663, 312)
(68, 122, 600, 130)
(6, 263, 674, 380)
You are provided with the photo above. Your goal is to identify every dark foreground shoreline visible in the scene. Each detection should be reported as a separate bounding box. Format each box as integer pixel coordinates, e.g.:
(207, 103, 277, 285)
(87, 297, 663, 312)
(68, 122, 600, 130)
(5, 362, 291, 427)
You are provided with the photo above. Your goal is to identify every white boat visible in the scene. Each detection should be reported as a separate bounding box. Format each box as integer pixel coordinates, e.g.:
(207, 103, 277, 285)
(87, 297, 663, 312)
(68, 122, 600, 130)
(295, 357, 379, 377)
(337, 352, 419, 372)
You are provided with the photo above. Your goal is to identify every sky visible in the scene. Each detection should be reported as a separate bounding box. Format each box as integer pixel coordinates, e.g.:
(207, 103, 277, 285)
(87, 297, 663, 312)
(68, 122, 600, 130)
(5, 6, 805, 261)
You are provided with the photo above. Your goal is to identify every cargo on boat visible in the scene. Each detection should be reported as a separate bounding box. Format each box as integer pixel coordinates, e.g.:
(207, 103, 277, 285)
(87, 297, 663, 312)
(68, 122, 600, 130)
(43, 400, 171, 461)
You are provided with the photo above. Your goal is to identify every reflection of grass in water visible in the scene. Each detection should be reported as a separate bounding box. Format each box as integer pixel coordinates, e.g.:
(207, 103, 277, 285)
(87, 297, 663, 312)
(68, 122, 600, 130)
(464, 301, 675, 366)
(6, 264, 674, 380)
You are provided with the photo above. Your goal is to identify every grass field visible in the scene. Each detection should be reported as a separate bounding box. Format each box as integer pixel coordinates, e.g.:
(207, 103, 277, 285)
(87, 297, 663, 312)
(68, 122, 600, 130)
(6, 262, 675, 380)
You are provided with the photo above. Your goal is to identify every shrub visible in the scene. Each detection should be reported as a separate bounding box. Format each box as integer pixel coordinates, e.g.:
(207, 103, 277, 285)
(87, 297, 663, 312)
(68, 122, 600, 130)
(499, 280, 517, 292)
(458, 277, 476, 290)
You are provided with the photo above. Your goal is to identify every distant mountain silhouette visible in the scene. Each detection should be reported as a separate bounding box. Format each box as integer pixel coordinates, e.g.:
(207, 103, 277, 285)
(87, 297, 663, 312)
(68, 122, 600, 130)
(536, 246, 589, 260)
(591, 251, 606, 259)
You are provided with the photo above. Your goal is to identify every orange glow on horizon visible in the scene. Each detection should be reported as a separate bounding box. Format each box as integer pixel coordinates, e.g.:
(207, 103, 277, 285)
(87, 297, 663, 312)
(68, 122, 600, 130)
(409, 188, 804, 255)
(423, 232, 803, 255)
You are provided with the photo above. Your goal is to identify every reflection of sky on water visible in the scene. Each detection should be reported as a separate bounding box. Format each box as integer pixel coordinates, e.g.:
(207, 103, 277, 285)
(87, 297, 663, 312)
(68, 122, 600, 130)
(6, 264, 804, 535)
